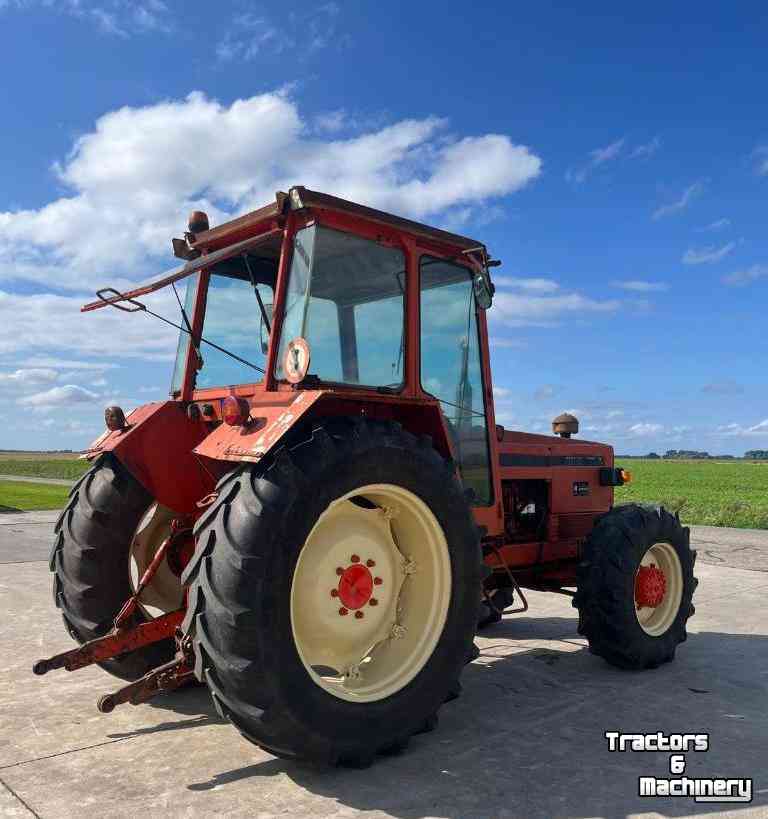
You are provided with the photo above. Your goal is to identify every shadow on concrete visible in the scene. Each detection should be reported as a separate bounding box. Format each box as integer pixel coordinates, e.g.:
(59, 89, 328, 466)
(106, 684, 226, 740)
(181, 618, 767, 819)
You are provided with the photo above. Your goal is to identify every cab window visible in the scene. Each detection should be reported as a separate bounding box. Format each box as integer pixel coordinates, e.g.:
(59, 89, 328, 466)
(420, 257, 493, 504)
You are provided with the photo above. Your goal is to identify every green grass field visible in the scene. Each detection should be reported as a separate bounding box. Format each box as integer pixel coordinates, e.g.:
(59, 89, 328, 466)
(1, 454, 766, 528)
(615, 459, 768, 529)
(0, 480, 71, 512)
(0, 458, 89, 480)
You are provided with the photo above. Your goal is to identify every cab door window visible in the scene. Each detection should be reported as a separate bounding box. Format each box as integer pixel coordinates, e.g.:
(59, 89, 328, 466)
(420, 257, 493, 504)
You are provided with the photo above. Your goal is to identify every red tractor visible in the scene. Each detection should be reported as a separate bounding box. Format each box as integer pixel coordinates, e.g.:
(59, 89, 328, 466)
(35, 187, 697, 767)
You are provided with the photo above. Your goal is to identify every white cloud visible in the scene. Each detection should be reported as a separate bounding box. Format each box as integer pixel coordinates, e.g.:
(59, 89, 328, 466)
(722, 264, 768, 286)
(489, 290, 620, 328)
(0, 368, 57, 385)
(627, 422, 664, 436)
(630, 137, 661, 159)
(0, 91, 542, 375)
(566, 137, 624, 183)
(716, 420, 768, 437)
(0, 90, 541, 296)
(698, 218, 731, 232)
(682, 242, 736, 265)
(494, 276, 559, 293)
(18, 384, 100, 407)
(217, 4, 343, 62)
(0, 0, 171, 36)
(493, 276, 560, 293)
(533, 384, 557, 401)
(652, 181, 705, 220)
(7, 356, 118, 371)
(752, 146, 768, 176)
(314, 110, 347, 134)
(610, 280, 669, 292)
(0, 289, 177, 360)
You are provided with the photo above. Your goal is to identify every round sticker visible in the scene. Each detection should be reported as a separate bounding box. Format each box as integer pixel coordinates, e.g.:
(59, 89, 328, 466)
(283, 337, 311, 384)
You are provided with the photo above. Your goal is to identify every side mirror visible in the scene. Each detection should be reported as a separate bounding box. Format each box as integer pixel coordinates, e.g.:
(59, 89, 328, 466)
(260, 303, 273, 354)
(474, 274, 494, 310)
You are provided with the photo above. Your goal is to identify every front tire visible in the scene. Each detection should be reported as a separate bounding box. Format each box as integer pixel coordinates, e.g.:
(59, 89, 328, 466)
(573, 503, 697, 670)
(49, 454, 175, 681)
(182, 419, 481, 765)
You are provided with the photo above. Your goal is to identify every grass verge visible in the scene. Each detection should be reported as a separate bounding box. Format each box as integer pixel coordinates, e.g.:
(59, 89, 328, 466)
(0, 458, 89, 480)
(0, 481, 71, 512)
(615, 459, 768, 529)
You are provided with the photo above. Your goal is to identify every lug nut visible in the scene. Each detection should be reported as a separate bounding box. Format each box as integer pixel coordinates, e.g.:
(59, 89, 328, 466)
(369, 598, 378, 606)
(339, 607, 348, 616)
(374, 577, 382, 585)
(355, 611, 364, 619)
(366, 559, 376, 567)
(351, 554, 360, 563)
(331, 589, 339, 598)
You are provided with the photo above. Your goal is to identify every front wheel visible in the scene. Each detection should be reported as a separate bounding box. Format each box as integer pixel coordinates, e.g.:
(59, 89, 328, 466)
(182, 419, 481, 766)
(573, 503, 697, 670)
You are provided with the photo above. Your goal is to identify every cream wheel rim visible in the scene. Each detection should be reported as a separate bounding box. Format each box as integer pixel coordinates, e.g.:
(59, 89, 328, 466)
(290, 484, 452, 703)
(634, 542, 683, 636)
(128, 503, 184, 617)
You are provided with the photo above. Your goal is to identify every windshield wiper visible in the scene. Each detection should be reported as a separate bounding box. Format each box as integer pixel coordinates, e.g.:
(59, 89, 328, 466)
(243, 253, 272, 335)
(94, 287, 265, 375)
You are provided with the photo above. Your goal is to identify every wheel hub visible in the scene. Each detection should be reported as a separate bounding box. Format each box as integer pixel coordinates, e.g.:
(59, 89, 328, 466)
(634, 542, 684, 636)
(336, 561, 375, 610)
(635, 564, 667, 608)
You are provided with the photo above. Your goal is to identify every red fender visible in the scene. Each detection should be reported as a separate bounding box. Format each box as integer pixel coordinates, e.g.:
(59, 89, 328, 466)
(84, 401, 213, 514)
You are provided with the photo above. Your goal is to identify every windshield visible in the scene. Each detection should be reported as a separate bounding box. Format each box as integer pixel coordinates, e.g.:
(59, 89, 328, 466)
(170, 274, 198, 394)
(275, 225, 406, 387)
(170, 271, 273, 392)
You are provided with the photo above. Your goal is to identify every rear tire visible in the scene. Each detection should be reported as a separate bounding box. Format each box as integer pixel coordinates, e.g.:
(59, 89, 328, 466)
(49, 454, 175, 681)
(573, 503, 697, 670)
(182, 419, 481, 765)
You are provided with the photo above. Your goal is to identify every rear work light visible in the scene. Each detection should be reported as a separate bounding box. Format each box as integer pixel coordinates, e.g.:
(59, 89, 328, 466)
(104, 406, 127, 431)
(599, 467, 632, 486)
(222, 396, 250, 426)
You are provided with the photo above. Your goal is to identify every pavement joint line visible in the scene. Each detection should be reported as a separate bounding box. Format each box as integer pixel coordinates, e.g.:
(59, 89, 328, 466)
(0, 774, 41, 818)
(0, 559, 49, 565)
(0, 737, 136, 773)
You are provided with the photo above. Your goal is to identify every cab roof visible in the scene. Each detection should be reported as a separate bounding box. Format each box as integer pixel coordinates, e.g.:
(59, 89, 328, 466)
(191, 186, 488, 255)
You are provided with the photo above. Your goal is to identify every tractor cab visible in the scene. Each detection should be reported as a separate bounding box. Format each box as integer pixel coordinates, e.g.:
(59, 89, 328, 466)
(84, 187, 500, 522)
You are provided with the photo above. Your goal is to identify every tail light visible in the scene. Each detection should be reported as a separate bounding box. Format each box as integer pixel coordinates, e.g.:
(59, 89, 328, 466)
(222, 396, 250, 426)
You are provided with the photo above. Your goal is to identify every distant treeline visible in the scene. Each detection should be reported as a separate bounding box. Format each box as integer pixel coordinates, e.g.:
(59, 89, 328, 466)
(0, 449, 75, 454)
(617, 450, 768, 460)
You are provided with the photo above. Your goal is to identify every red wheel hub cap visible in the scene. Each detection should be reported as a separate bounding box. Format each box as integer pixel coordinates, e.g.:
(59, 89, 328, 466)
(635, 564, 667, 608)
(337, 564, 374, 610)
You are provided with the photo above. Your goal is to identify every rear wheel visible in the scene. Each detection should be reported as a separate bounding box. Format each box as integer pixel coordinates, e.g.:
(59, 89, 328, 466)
(50, 454, 175, 681)
(573, 503, 697, 670)
(182, 419, 481, 766)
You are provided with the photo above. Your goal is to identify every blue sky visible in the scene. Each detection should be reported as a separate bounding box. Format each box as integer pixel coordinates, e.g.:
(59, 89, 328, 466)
(0, 1, 766, 454)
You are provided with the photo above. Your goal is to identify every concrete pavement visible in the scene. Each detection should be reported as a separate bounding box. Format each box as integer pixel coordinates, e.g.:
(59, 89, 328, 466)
(0, 475, 76, 487)
(1, 513, 766, 818)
